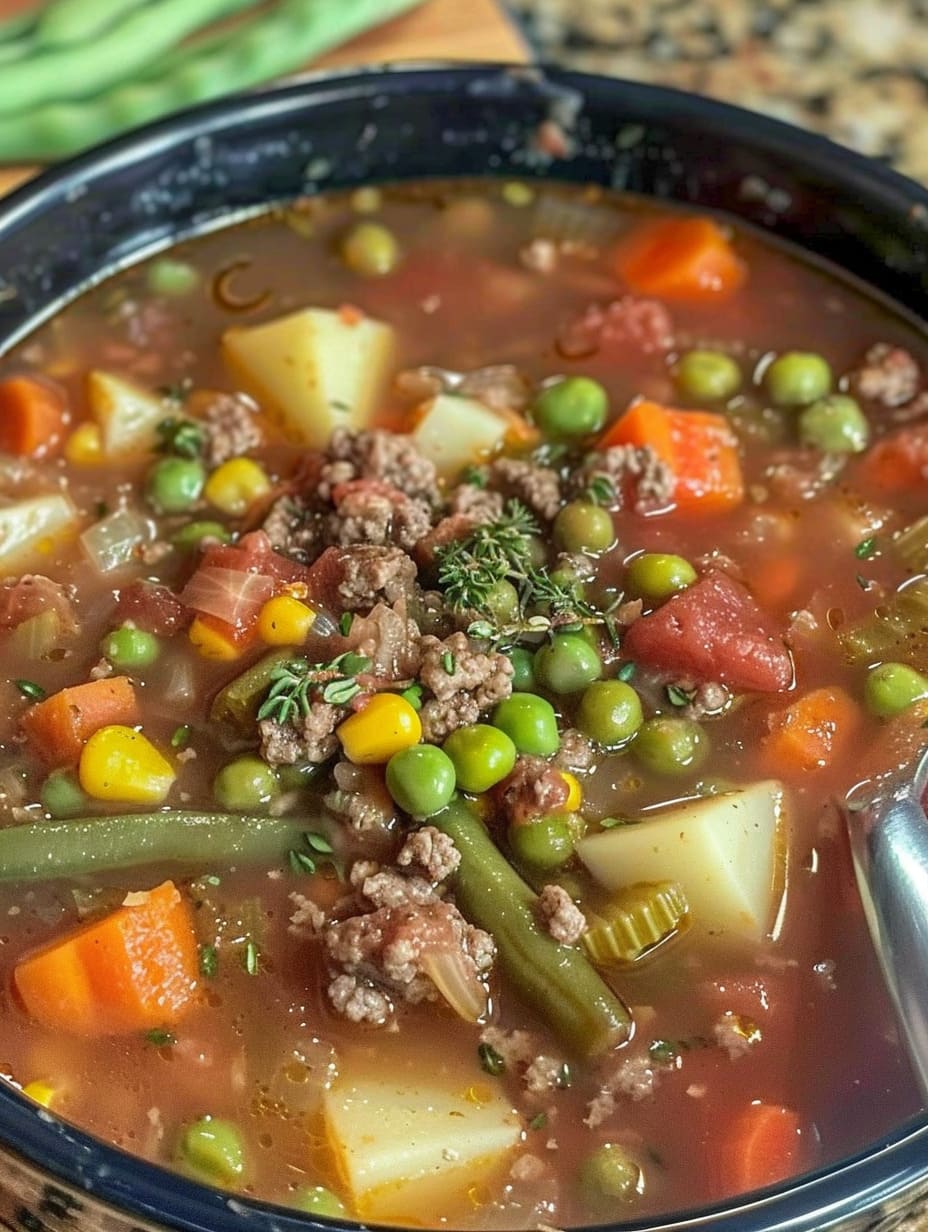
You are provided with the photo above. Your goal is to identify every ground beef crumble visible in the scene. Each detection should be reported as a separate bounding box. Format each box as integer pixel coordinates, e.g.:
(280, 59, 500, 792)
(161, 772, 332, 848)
(551, 728, 596, 772)
(260, 701, 343, 766)
(497, 756, 569, 827)
(190, 390, 263, 467)
(319, 545, 418, 612)
(319, 428, 438, 504)
(397, 826, 460, 883)
(489, 457, 562, 522)
(573, 445, 674, 514)
(324, 760, 396, 832)
(326, 486, 433, 554)
(538, 885, 586, 946)
(585, 1055, 659, 1128)
(418, 631, 513, 742)
(852, 342, 921, 408)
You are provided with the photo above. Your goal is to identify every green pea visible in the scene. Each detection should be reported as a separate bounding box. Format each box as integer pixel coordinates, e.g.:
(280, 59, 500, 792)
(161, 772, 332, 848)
(292, 1185, 348, 1218)
(146, 257, 199, 298)
(580, 1143, 642, 1203)
(674, 349, 741, 402)
(625, 553, 697, 601)
(146, 456, 205, 515)
(492, 694, 561, 757)
(40, 769, 87, 820)
(507, 647, 536, 692)
(100, 625, 160, 670)
(386, 745, 456, 817)
(172, 520, 231, 551)
(798, 394, 870, 453)
(534, 634, 602, 694)
(341, 221, 400, 277)
(634, 717, 709, 777)
(865, 662, 928, 718)
(508, 813, 575, 870)
(276, 761, 324, 792)
(764, 351, 832, 407)
(577, 680, 643, 747)
(484, 579, 519, 625)
(533, 376, 608, 438)
(213, 756, 280, 811)
(554, 502, 614, 554)
(177, 1116, 246, 1187)
(443, 724, 517, 794)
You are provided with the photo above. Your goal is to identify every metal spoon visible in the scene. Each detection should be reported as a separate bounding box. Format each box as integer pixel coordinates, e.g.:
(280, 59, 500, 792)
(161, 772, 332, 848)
(846, 744, 928, 1099)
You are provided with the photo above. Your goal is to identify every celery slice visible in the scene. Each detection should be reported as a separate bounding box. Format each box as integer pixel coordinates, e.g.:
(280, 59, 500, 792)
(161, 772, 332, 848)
(894, 515, 928, 574)
(840, 577, 928, 666)
(583, 881, 688, 965)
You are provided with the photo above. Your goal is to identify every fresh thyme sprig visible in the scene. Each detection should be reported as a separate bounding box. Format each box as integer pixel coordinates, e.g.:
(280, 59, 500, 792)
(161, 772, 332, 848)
(436, 499, 538, 613)
(155, 415, 204, 459)
(257, 652, 372, 725)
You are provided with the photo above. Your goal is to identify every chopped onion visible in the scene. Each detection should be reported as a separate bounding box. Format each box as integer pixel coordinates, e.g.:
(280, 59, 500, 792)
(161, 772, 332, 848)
(531, 190, 621, 249)
(80, 507, 152, 573)
(10, 609, 61, 660)
(181, 566, 274, 628)
(422, 950, 488, 1024)
(162, 652, 198, 706)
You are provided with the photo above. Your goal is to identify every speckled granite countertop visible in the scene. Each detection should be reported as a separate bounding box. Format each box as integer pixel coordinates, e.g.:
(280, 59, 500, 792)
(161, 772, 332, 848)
(511, 0, 928, 183)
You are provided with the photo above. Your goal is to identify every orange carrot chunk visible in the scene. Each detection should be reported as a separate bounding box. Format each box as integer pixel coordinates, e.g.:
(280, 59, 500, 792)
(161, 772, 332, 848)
(613, 216, 746, 301)
(599, 399, 744, 514)
(21, 676, 140, 766)
(14, 880, 199, 1037)
(761, 685, 861, 774)
(855, 422, 928, 491)
(717, 1103, 805, 1195)
(0, 375, 68, 459)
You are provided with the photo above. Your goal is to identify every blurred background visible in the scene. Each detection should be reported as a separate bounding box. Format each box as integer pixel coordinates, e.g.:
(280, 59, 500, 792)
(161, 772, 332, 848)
(0, 0, 924, 188)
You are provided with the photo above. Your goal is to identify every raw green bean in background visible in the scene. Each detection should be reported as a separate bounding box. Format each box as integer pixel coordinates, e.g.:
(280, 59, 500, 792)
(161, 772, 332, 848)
(0, 0, 423, 159)
(0, 10, 35, 44)
(37, 0, 154, 48)
(0, 810, 310, 881)
(432, 799, 632, 1058)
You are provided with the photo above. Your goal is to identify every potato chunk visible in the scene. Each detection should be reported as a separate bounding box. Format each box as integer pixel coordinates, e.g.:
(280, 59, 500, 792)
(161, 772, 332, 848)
(411, 393, 511, 477)
(222, 307, 395, 447)
(577, 781, 785, 941)
(0, 494, 79, 573)
(87, 371, 165, 457)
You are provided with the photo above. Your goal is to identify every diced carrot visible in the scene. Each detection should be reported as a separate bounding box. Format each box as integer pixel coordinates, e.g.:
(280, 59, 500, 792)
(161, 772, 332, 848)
(599, 399, 744, 514)
(613, 216, 746, 302)
(0, 375, 68, 459)
(21, 676, 140, 766)
(761, 685, 861, 774)
(717, 1103, 805, 1195)
(745, 554, 803, 610)
(13, 881, 199, 1037)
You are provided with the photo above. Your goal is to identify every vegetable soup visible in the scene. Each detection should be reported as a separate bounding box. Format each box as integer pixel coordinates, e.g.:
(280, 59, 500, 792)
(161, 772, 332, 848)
(0, 180, 924, 1228)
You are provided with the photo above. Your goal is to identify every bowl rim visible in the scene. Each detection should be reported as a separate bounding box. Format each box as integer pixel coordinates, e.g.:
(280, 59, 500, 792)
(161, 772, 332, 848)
(1, 60, 927, 1232)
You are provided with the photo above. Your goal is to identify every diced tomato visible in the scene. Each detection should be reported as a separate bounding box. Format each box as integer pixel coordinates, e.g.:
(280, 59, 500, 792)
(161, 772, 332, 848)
(200, 530, 311, 587)
(114, 581, 191, 637)
(854, 422, 928, 490)
(623, 570, 793, 692)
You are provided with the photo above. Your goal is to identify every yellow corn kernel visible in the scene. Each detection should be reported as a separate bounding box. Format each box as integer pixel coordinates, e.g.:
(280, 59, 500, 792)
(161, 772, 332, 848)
(337, 694, 421, 765)
(79, 725, 175, 804)
(188, 615, 242, 661)
(561, 771, 583, 812)
(258, 594, 317, 645)
(22, 1080, 56, 1109)
(204, 458, 271, 516)
(64, 422, 103, 466)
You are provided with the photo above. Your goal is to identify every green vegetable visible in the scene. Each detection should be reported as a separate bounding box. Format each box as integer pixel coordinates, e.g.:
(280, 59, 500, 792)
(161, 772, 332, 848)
(582, 881, 688, 964)
(864, 662, 928, 718)
(533, 376, 608, 438)
(178, 1116, 246, 1187)
(292, 1185, 348, 1218)
(506, 646, 536, 692)
(533, 633, 602, 694)
(38, 0, 154, 49)
(508, 814, 575, 870)
(634, 716, 709, 776)
(341, 221, 400, 276)
(386, 745, 456, 817)
(576, 679, 643, 747)
(0, 811, 308, 881)
(579, 1143, 642, 1203)
(210, 650, 292, 728)
(172, 519, 231, 551)
(798, 394, 870, 453)
(443, 724, 517, 794)
(894, 516, 928, 574)
(432, 800, 630, 1055)
(100, 624, 160, 670)
(146, 456, 205, 514)
(213, 756, 280, 811)
(492, 694, 560, 756)
(147, 257, 199, 298)
(625, 552, 696, 601)
(840, 578, 928, 667)
(0, 0, 422, 161)
(10, 609, 62, 661)
(674, 349, 741, 402)
(553, 501, 614, 554)
(15, 679, 46, 702)
(764, 351, 831, 407)
(40, 770, 87, 820)
(484, 579, 520, 625)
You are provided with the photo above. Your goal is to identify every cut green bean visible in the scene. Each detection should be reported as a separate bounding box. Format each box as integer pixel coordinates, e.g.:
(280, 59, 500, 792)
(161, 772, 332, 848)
(432, 800, 631, 1057)
(210, 649, 292, 728)
(37, 0, 152, 48)
(0, 811, 309, 882)
(0, 0, 423, 159)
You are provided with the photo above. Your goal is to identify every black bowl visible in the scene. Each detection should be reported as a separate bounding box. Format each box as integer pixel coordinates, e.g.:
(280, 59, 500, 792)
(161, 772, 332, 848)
(0, 62, 926, 1232)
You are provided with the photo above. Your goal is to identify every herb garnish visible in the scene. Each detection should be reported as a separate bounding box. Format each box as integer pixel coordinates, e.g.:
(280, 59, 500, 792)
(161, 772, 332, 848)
(145, 1028, 176, 1047)
(171, 724, 191, 749)
(257, 653, 372, 725)
(243, 940, 260, 976)
(855, 573, 873, 592)
(289, 831, 336, 877)
(478, 1042, 506, 1076)
(441, 651, 456, 675)
(199, 945, 218, 979)
(401, 683, 423, 711)
(556, 1062, 573, 1089)
(338, 612, 353, 637)
(529, 1112, 548, 1131)
(618, 661, 636, 682)
(15, 679, 46, 702)
(665, 683, 695, 708)
(155, 416, 203, 458)
(584, 473, 616, 507)
(855, 536, 877, 559)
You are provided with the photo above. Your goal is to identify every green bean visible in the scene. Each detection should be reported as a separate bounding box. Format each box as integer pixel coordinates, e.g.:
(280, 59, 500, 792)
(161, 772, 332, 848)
(0, 811, 309, 882)
(37, 0, 152, 48)
(209, 649, 291, 728)
(432, 800, 631, 1057)
(0, 11, 35, 43)
(0, 0, 423, 159)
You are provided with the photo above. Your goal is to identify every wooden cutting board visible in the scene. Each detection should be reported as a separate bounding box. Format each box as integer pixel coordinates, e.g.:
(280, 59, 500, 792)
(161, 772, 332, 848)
(0, 0, 528, 198)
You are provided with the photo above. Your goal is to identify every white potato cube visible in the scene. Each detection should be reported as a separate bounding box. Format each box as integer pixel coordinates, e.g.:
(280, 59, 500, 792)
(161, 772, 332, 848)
(577, 781, 785, 941)
(0, 494, 79, 574)
(222, 307, 395, 447)
(87, 371, 166, 457)
(411, 393, 513, 477)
